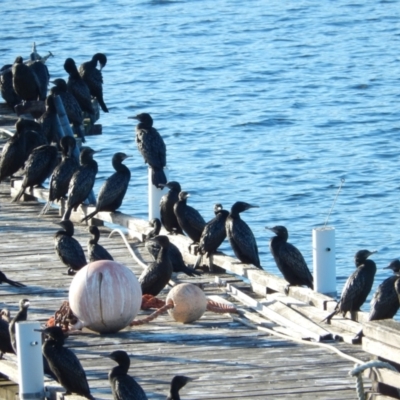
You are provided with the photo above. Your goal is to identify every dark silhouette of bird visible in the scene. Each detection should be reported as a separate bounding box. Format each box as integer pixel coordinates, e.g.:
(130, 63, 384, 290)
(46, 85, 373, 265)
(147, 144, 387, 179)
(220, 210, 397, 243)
(323, 249, 377, 324)
(167, 375, 193, 400)
(87, 225, 114, 262)
(129, 113, 167, 188)
(9, 299, 30, 353)
(266, 225, 313, 293)
(12, 144, 58, 203)
(40, 326, 94, 400)
(54, 220, 87, 275)
(225, 201, 261, 269)
(174, 191, 206, 244)
(79, 53, 108, 113)
(38, 94, 61, 144)
(50, 78, 86, 143)
(18, 118, 48, 157)
(11, 56, 41, 101)
(139, 235, 173, 296)
(40, 136, 78, 215)
(28, 56, 50, 101)
(0, 64, 22, 108)
(108, 350, 148, 400)
(62, 147, 99, 221)
(64, 58, 95, 122)
(144, 218, 201, 277)
(159, 181, 184, 235)
(195, 203, 229, 271)
(0, 309, 14, 358)
(81, 152, 131, 222)
(0, 270, 25, 287)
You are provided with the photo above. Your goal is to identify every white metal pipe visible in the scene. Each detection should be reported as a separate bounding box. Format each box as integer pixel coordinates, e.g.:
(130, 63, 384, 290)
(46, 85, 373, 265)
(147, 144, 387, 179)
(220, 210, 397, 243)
(148, 168, 168, 220)
(16, 321, 44, 400)
(312, 226, 336, 297)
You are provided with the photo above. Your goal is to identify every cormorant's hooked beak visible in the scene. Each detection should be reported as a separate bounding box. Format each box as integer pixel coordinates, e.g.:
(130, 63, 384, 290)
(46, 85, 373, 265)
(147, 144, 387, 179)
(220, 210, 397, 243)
(127, 115, 139, 120)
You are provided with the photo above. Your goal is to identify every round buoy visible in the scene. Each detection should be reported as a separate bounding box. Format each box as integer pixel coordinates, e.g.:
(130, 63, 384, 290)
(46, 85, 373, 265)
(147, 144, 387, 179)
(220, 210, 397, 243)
(69, 260, 142, 333)
(166, 283, 207, 323)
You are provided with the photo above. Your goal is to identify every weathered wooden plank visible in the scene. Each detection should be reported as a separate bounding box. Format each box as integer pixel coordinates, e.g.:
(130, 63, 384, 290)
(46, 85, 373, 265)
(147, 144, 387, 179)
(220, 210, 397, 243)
(363, 337, 400, 365)
(363, 320, 400, 350)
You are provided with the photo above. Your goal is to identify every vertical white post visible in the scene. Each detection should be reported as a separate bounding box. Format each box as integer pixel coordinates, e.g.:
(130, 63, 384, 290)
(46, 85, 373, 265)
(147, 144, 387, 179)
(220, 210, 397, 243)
(148, 168, 168, 220)
(312, 226, 336, 298)
(16, 321, 44, 400)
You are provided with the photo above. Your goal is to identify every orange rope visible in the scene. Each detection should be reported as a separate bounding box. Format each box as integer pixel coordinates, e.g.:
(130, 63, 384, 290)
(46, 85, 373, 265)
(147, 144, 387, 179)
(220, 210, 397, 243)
(206, 300, 238, 314)
(130, 302, 174, 326)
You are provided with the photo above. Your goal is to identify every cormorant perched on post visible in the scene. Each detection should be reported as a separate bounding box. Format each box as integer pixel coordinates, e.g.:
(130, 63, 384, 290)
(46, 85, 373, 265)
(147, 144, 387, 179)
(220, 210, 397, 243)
(79, 53, 108, 113)
(81, 152, 131, 222)
(108, 350, 148, 400)
(63, 58, 95, 122)
(266, 225, 313, 293)
(322, 249, 377, 324)
(174, 191, 206, 244)
(129, 113, 167, 188)
(12, 144, 58, 203)
(159, 181, 184, 235)
(62, 147, 99, 221)
(0, 309, 14, 358)
(139, 235, 173, 296)
(28, 55, 50, 101)
(87, 225, 114, 262)
(11, 56, 41, 101)
(54, 220, 87, 275)
(0, 270, 25, 287)
(0, 64, 21, 108)
(40, 136, 78, 215)
(225, 202, 261, 269)
(195, 203, 229, 271)
(167, 375, 193, 400)
(40, 326, 94, 400)
(9, 299, 30, 353)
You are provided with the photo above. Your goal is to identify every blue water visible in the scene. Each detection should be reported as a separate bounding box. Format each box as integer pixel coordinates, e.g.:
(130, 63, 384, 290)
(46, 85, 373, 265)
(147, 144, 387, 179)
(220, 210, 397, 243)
(2, 0, 400, 314)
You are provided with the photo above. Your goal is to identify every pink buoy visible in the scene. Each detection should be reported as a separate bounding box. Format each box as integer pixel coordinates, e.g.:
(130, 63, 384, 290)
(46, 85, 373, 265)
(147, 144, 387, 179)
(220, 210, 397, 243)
(69, 260, 142, 333)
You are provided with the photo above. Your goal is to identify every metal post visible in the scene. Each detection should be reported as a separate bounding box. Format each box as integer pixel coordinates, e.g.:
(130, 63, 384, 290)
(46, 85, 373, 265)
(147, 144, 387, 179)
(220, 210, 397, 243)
(148, 168, 168, 220)
(16, 321, 44, 400)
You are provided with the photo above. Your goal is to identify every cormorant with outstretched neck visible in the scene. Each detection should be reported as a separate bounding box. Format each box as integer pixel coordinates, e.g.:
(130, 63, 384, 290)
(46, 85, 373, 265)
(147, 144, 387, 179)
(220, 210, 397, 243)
(167, 375, 193, 400)
(139, 235, 173, 296)
(174, 191, 206, 244)
(266, 225, 313, 292)
(323, 249, 377, 323)
(159, 181, 184, 235)
(0, 270, 25, 287)
(81, 152, 131, 222)
(226, 202, 261, 269)
(108, 350, 148, 400)
(87, 225, 114, 262)
(0, 64, 21, 108)
(40, 136, 78, 215)
(129, 113, 167, 188)
(195, 203, 229, 271)
(9, 299, 30, 353)
(79, 53, 108, 113)
(55, 220, 87, 275)
(40, 326, 94, 400)
(12, 56, 41, 101)
(28, 55, 50, 101)
(12, 144, 58, 202)
(62, 147, 99, 221)
(0, 309, 14, 358)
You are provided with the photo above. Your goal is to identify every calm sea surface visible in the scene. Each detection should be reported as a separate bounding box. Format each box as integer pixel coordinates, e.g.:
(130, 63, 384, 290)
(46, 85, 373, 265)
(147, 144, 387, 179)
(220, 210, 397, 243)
(2, 0, 400, 314)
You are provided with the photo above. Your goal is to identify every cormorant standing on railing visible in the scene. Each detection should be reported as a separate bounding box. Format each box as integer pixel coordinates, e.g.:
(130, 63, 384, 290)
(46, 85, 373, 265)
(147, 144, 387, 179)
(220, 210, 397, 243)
(139, 235, 173, 296)
(195, 203, 229, 271)
(0, 270, 25, 287)
(11, 56, 41, 101)
(129, 113, 167, 188)
(322, 249, 377, 324)
(9, 299, 30, 353)
(62, 147, 99, 221)
(40, 136, 78, 215)
(108, 350, 148, 400)
(225, 201, 261, 269)
(38, 95, 60, 144)
(40, 326, 94, 400)
(174, 191, 206, 244)
(0, 64, 21, 108)
(79, 53, 108, 113)
(159, 181, 184, 235)
(81, 152, 131, 222)
(28, 55, 50, 101)
(54, 220, 87, 275)
(0, 309, 14, 358)
(87, 225, 114, 262)
(167, 375, 193, 400)
(266, 225, 313, 293)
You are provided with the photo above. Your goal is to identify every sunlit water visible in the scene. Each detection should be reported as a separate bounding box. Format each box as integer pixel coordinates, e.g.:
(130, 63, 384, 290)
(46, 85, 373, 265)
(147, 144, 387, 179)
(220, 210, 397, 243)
(2, 0, 400, 315)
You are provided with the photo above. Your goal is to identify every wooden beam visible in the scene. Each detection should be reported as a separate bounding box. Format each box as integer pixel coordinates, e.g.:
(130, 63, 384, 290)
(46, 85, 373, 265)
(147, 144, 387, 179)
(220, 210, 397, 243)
(363, 337, 400, 365)
(363, 320, 400, 350)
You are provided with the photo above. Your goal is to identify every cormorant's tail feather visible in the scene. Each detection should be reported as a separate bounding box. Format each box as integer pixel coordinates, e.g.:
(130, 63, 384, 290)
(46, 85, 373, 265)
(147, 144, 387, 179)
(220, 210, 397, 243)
(321, 309, 337, 324)
(151, 168, 167, 189)
(98, 97, 108, 113)
(81, 210, 98, 223)
(181, 265, 202, 277)
(12, 186, 26, 203)
(5, 278, 26, 287)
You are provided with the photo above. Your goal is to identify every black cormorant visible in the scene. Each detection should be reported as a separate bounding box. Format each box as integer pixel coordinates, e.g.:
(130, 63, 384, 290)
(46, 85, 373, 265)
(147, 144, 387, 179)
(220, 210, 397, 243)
(40, 326, 94, 400)
(54, 220, 87, 275)
(167, 375, 193, 400)
(225, 202, 261, 269)
(79, 53, 108, 113)
(81, 152, 131, 222)
(0, 270, 25, 287)
(12, 56, 41, 101)
(173, 191, 206, 244)
(108, 350, 148, 400)
(9, 299, 30, 353)
(159, 181, 184, 235)
(38, 95, 61, 144)
(62, 147, 99, 221)
(87, 225, 114, 262)
(323, 249, 377, 323)
(0, 64, 21, 108)
(28, 56, 50, 101)
(266, 225, 313, 292)
(0, 309, 14, 358)
(129, 113, 167, 188)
